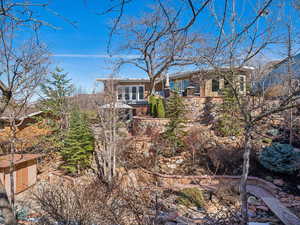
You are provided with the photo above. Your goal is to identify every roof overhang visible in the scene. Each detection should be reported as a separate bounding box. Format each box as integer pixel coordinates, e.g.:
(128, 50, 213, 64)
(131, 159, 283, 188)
(169, 67, 254, 80)
(0, 154, 43, 168)
(96, 78, 150, 83)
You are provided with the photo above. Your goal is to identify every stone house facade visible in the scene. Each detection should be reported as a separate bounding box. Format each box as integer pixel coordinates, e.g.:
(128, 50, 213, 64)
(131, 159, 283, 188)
(97, 68, 252, 115)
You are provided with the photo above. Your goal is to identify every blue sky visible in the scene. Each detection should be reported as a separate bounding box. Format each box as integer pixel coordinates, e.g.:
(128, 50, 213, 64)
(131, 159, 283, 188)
(37, 0, 300, 93)
(38, 0, 150, 93)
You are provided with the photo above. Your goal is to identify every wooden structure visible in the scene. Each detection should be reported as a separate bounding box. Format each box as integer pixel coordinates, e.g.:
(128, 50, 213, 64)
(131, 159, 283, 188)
(0, 154, 41, 195)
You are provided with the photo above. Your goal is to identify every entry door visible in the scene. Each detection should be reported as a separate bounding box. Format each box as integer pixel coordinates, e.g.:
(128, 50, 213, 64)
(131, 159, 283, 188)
(16, 163, 28, 193)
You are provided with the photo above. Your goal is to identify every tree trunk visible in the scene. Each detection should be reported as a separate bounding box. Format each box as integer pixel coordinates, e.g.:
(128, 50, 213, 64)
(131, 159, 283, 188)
(240, 126, 252, 225)
(150, 79, 155, 95)
(0, 181, 16, 225)
(0, 95, 16, 224)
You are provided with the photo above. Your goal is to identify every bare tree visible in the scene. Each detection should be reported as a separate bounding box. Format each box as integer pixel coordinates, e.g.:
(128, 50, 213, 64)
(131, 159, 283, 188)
(0, 20, 49, 224)
(93, 74, 132, 185)
(200, 1, 300, 224)
(103, 0, 212, 52)
(105, 1, 300, 224)
(114, 6, 202, 95)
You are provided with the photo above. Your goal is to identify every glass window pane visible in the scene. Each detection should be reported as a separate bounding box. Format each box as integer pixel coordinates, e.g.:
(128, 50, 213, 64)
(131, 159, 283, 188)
(170, 81, 175, 90)
(174, 81, 181, 91)
(139, 86, 144, 100)
(125, 87, 130, 100)
(183, 80, 190, 89)
(117, 87, 123, 100)
(132, 86, 137, 100)
(212, 79, 220, 92)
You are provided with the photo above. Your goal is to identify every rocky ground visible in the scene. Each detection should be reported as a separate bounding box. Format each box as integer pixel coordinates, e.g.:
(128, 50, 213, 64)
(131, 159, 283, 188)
(10, 168, 300, 225)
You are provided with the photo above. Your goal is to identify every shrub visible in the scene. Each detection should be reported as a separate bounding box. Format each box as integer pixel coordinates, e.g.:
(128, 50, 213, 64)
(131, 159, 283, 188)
(149, 95, 165, 118)
(149, 95, 157, 117)
(215, 114, 243, 137)
(176, 188, 205, 209)
(33, 181, 154, 225)
(207, 144, 245, 175)
(259, 142, 299, 173)
(156, 97, 165, 118)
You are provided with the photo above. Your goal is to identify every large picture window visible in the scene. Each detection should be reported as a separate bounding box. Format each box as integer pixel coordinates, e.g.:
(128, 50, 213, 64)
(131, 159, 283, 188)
(212, 79, 220, 92)
(132, 86, 137, 100)
(117, 85, 144, 101)
(125, 87, 130, 100)
(139, 86, 144, 100)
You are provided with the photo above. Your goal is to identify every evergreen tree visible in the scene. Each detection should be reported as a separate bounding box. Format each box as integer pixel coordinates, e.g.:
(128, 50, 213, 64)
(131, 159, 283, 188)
(148, 95, 165, 118)
(40, 67, 74, 130)
(163, 91, 186, 155)
(215, 86, 243, 136)
(61, 110, 94, 174)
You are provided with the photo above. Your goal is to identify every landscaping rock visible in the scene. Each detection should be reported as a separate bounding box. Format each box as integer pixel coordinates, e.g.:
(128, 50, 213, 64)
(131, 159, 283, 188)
(248, 196, 261, 205)
(273, 179, 284, 186)
(264, 176, 273, 182)
(248, 209, 257, 218)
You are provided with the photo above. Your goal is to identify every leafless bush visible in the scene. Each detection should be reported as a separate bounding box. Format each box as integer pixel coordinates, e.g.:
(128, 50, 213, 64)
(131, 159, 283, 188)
(207, 144, 244, 175)
(33, 180, 155, 225)
(202, 208, 242, 225)
(183, 128, 210, 165)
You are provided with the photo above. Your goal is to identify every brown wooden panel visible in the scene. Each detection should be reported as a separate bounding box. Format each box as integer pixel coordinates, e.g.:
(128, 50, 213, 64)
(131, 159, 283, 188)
(16, 162, 28, 193)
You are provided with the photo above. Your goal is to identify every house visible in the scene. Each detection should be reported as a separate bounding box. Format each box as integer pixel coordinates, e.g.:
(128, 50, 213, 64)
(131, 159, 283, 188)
(97, 67, 252, 115)
(0, 154, 42, 195)
(96, 78, 150, 115)
(256, 54, 300, 97)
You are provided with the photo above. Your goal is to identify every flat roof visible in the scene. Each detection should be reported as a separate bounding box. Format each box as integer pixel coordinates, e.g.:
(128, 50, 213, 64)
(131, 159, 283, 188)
(169, 67, 254, 80)
(0, 154, 42, 168)
(96, 78, 150, 83)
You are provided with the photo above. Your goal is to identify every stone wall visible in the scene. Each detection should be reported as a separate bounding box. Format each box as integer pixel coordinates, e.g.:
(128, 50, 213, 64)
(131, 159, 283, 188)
(183, 97, 222, 122)
(132, 97, 222, 135)
(132, 116, 169, 136)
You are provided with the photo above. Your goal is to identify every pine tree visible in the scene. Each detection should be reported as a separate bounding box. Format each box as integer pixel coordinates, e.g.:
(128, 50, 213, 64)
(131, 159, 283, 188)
(61, 110, 94, 174)
(40, 67, 74, 130)
(163, 91, 186, 155)
(215, 86, 243, 136)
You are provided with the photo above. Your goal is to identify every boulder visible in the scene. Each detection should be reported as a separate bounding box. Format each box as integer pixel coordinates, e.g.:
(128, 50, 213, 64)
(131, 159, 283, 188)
(273, 179, 284, 186)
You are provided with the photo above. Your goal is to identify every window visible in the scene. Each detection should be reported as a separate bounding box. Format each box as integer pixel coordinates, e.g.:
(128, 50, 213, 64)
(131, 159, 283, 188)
(212, 79, 220, 92)
(139, 86, 144, 100)
(116, 85, 144, 101)
(183, 79, 190, 90)
(194, 83, 200, 96)
(125, 87, 130, 100)
(170, 81, 175, 90)
(240, 76, 245, 91)
(132, 87, 137, 100)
